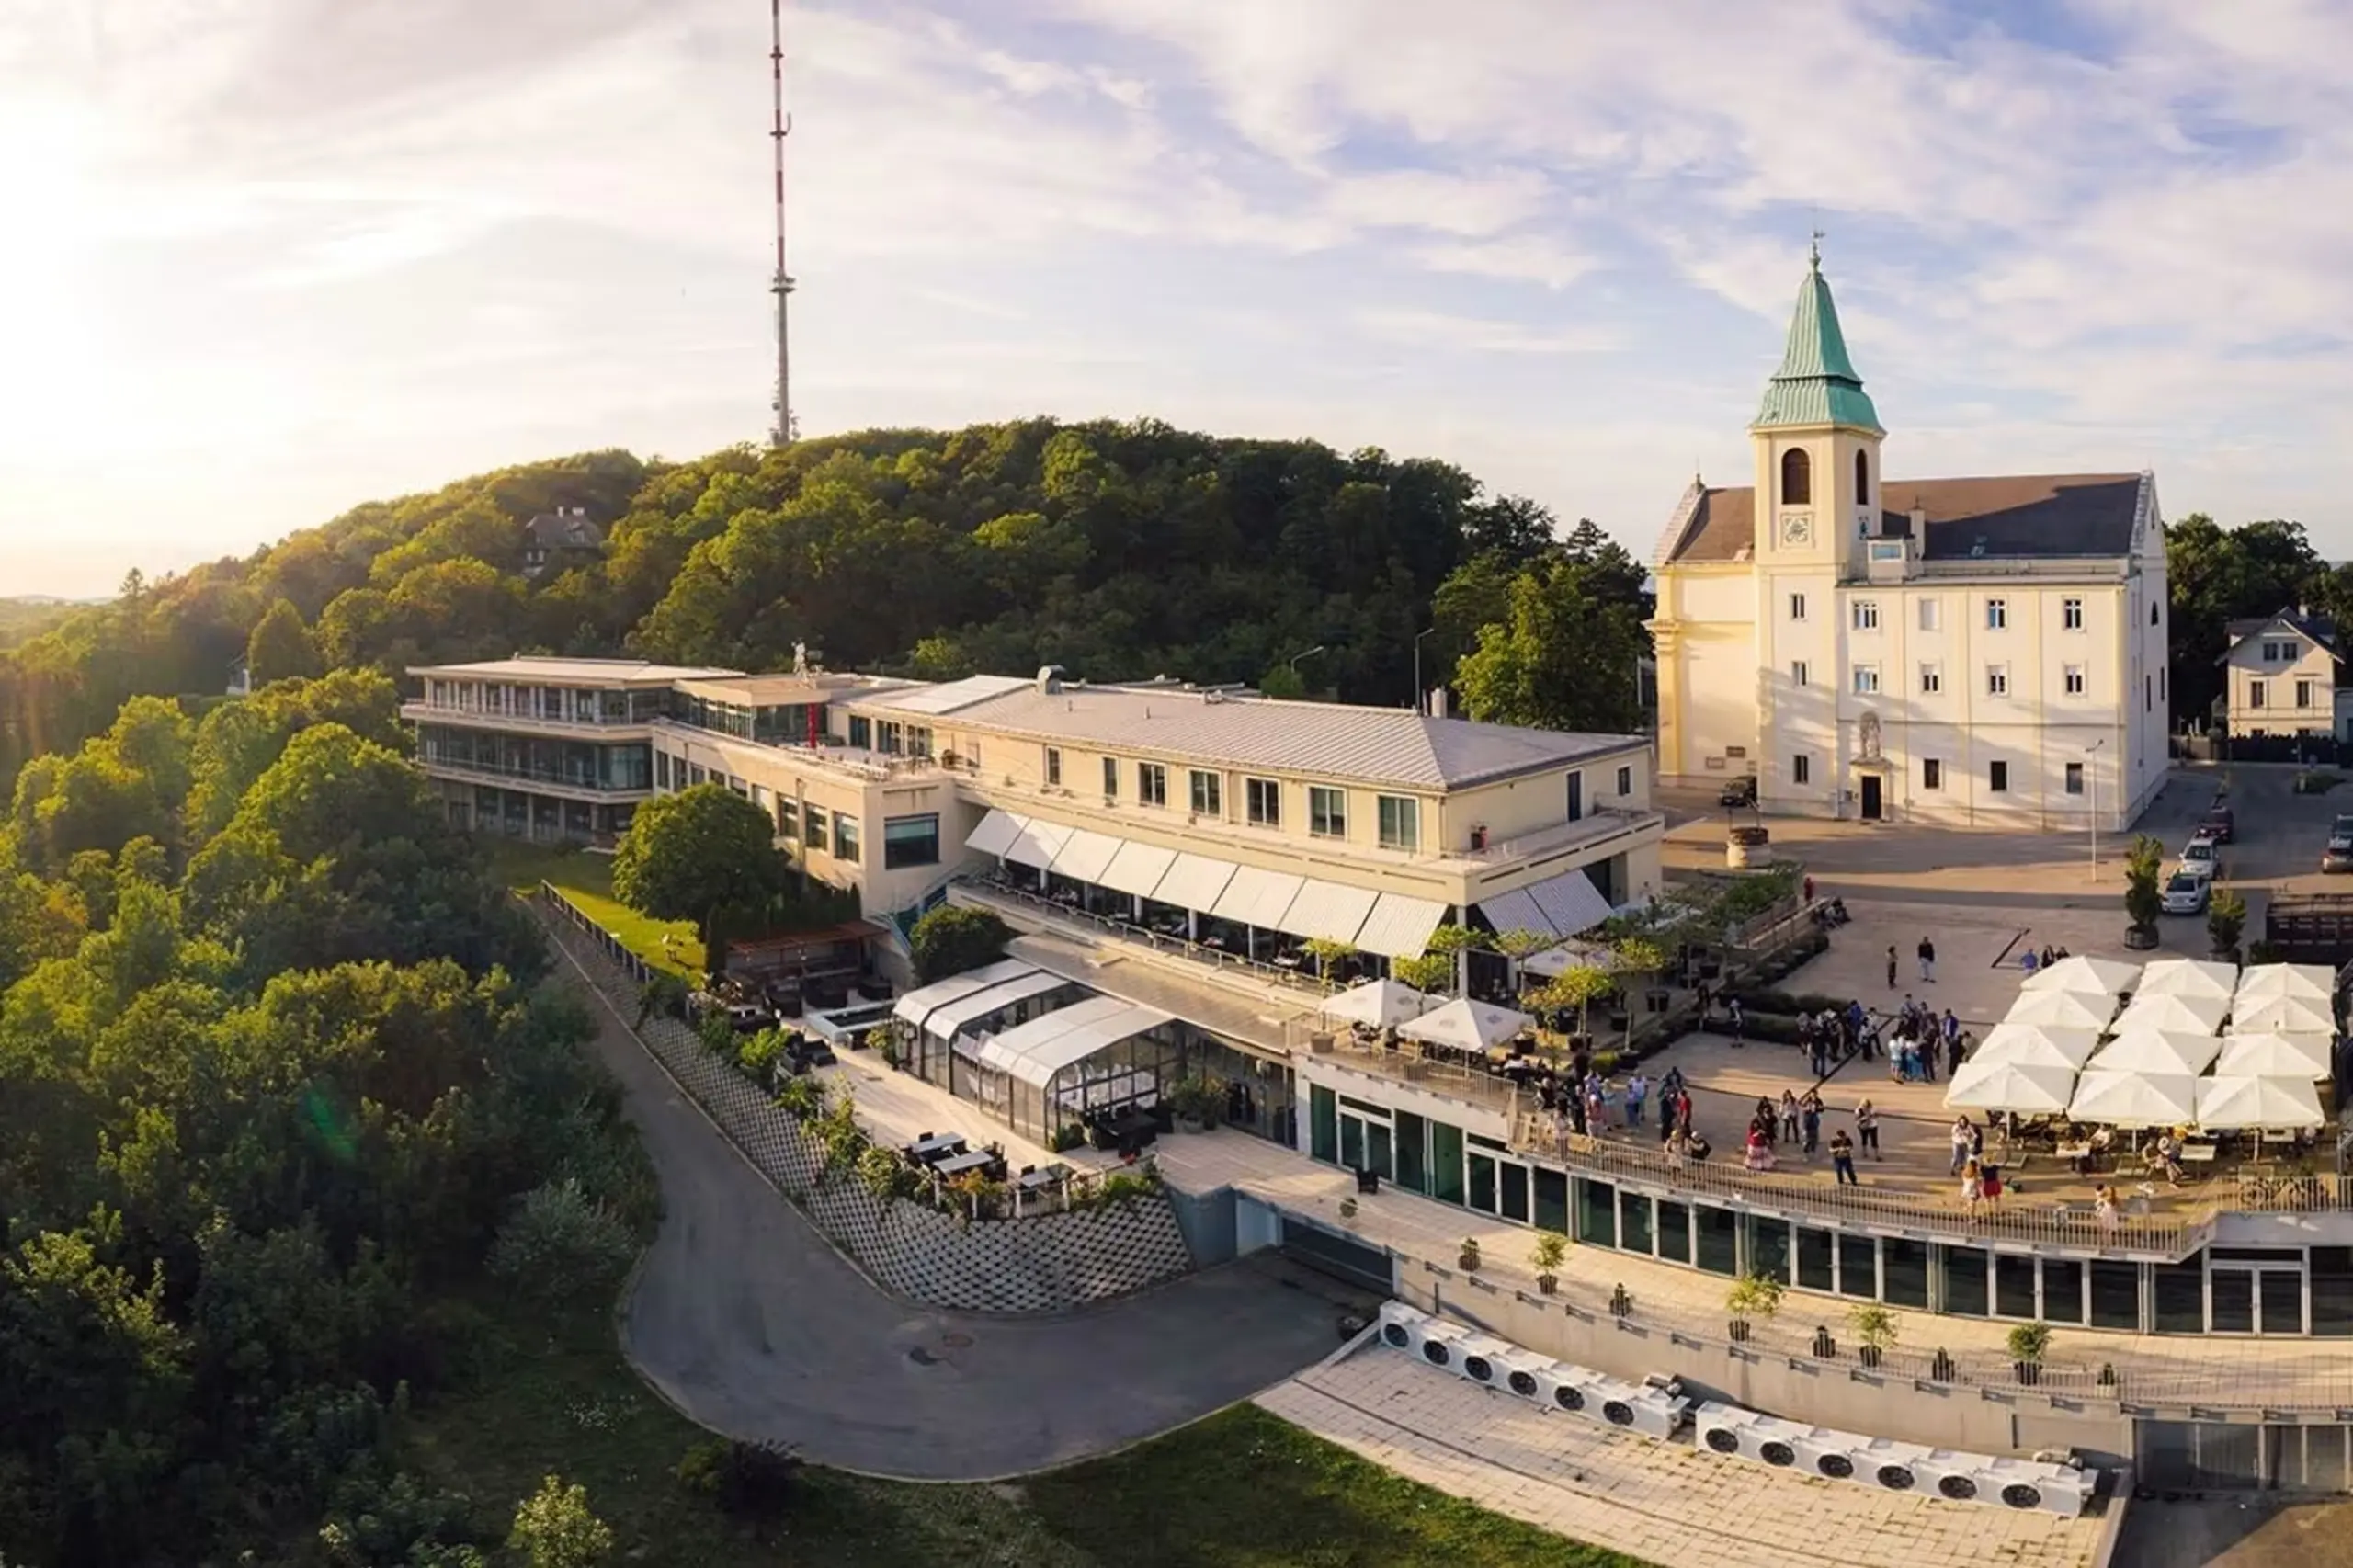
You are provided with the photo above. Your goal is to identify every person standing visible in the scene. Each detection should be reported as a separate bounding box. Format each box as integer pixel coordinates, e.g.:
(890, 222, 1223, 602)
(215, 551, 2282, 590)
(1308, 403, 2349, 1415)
(1780, 1089, 1801, 1143)
(1949, 1115, 1975, 1176)
(1886, 944, 1899, 989)
(1917, 935, 1937, 983)
(1626, 1072, 1649, 1128)
(1727, 996, 1745, 1047)
(1856, 1098, 1881, 1160)
(1830, 1128, 1859, 1186)
(1942, 1009, 1963, 1077)
(1800, 1088, 1823, 1155)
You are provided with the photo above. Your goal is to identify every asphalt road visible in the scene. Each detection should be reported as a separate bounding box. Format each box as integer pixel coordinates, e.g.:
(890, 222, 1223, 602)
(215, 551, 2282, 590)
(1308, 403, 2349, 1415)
(561, 952, 1353, 1481)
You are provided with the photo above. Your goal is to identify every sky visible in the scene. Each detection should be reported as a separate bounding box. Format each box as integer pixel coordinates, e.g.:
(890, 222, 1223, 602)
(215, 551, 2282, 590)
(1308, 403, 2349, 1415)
(7, 0, 2353, 597)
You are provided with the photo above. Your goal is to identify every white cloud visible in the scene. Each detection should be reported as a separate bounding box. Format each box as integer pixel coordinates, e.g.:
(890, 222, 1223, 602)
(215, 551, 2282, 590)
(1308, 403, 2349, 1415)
(1357, 309, 1619, 357)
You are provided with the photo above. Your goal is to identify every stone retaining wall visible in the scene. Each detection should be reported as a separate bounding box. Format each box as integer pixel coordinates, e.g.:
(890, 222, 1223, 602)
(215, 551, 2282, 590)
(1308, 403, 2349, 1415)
(538, 896, 1197, 1313)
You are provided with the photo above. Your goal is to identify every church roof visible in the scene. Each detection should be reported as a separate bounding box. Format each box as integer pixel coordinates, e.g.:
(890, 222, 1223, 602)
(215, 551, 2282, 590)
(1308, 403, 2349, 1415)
(1662, 474, 2145, 565)
(1752, 246, 1882, 434)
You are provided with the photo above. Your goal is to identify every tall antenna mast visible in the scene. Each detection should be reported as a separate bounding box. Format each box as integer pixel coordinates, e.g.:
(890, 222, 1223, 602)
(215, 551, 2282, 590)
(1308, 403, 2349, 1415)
(768, 0, 797, 447)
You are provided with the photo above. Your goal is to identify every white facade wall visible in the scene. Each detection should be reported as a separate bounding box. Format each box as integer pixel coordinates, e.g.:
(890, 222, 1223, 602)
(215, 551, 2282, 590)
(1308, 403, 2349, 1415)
(2223, 630, 2336, 738)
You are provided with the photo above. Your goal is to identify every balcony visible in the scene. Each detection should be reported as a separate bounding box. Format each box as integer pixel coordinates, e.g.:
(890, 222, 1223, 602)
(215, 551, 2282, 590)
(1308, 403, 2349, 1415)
(650, 720, 945, 784)
(418, 758, 653, 804)
(404, 701, 652, 740)
(1453, 806, 1665, 869)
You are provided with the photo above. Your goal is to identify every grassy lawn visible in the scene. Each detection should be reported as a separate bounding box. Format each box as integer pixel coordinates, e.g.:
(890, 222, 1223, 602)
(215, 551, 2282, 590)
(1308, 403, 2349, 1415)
(483, 840, 705, 978)
(394, 1293, 1654, 1568)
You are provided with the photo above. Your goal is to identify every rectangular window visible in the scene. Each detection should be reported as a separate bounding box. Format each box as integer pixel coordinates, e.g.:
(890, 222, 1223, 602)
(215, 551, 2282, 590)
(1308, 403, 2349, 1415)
(1565, 771, 1584, 822)
(655, 751, 672, 790)
(775, 799, 797, 839)
(1882, 1239, 1929, 1309)
(1851, 600, 1880, 631)
(1575, 1179, 1617, 1249)
(2250, 679, 2267, 709)
(1918, 663, 1940, 695)
(1694, 1208, 1739, 1277)
(881, 813, 939, 869)
(1789, 592, 1807, 620)
(1620, 1191, 1654, 1256)
(1244, 777, 1279, 826)
(1103, 756, 1119, 799)
(1655, 1201, 1691, 1266)
(832, 813, 859, 863)
(1790, 659, 1809, 687)
(2064, 665, 2086, 696)
(1942, 1246, 1989, 1316)
(1923, 757, 1942, 790)
(1189, 769, 1222, 816)
(803, 804, 828, 845)
(2065, 762, 2085, 795)
(1615, 765, 1631, 796)
(1792, 754, 1810, 785)
(2042, 1258, 2086, 1324)
(2146, 674, 2153, 712)
(1308, 786, 1347, 838)
(1138, 763, 1167, 808)
(2089, 1260, 2141, 1330)
(1851, 665, 1880, 695)
(1985, 598, 2007, 630)
(1376, 795, 1420, 851)
(2299, 679, 2315, 708)
(1917, 597, 1940, 631)
(847, 714, 872, 748)
(1986, 665, 2009, 697)
(1045, 747, 1062, 787)
(2063, 597, 2085, 631)
(877, 720, 903, 755)
(1989, 760, 2009, 792)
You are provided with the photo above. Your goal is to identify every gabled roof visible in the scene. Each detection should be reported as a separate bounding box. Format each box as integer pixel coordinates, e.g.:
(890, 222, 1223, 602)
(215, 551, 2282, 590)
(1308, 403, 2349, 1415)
(1662, 473, 2144, 566)
(2222, 608, 2339, 662)
(1752, 245, 1882, 434)
(523, 510, 608, 550)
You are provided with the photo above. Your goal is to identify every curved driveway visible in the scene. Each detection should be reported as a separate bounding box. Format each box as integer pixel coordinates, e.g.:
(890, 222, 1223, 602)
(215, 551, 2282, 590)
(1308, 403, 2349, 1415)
(563, 957, 1349, 1480)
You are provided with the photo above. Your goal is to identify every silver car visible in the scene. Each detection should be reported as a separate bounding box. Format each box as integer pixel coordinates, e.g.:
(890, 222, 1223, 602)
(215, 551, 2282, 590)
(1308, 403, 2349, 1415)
(2161, 872, 2209, 915)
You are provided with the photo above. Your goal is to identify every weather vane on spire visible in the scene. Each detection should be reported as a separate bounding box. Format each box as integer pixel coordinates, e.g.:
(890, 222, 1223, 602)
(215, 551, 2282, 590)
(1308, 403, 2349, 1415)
(1809, 227, 1825, 267)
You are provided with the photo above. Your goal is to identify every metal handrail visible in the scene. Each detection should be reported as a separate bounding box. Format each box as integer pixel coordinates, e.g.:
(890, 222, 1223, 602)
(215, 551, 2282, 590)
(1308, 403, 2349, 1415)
(960, 877, 1334, 997)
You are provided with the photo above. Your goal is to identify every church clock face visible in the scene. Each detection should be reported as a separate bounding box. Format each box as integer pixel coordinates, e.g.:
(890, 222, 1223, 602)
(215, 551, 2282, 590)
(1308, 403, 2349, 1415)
(1779, 511, 1813, 547)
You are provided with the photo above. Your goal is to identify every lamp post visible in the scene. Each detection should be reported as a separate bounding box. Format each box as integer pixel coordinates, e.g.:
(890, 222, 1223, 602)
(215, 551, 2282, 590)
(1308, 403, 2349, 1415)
(2088, 736, 2108, 878)
(1413, 627, 1438, 715)
(1287, 643, 1326, 677)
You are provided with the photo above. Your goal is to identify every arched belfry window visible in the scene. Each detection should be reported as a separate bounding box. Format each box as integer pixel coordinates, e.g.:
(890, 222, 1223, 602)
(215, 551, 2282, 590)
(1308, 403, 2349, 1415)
(1854, 449, 1870, 504)
(1780, 448, 1811, 506)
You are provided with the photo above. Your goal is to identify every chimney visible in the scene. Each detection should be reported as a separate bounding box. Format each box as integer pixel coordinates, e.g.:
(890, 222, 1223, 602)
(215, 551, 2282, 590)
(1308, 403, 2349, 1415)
(1907, 505, 1926, 540)
(1035, 665, 1065, 695)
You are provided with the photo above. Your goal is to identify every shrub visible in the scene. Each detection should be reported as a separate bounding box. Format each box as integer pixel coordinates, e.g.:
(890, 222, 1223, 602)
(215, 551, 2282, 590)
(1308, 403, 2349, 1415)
(774, 1075, 824, 1121)
(812, 1090, 868, 1180)
(855, 1144, 920, 1205)
(507, 1474, 612, 1568)
(1048, 1123, 1086, 1153)
(1529, 1230, 1569, 1276)
(317, 1472, 483, 1567)
(735, 1027, 787, 1085)
(676, 1437, 803, 1520)
(910, 904, 1011, 982)
(487, 1179, 637, 1305)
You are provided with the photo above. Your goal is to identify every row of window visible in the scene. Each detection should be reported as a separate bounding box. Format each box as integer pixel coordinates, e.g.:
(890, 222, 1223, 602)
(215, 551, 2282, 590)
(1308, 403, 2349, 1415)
(1797, 593, 2087, 632)
(652, 752, 941, 870)
(1820, 660, 2083, 698)
(843, 715, 937, 759)
(1776, 446, 1865, 506)
(2245, 679, 2320, 710)
(2258, 640, 2308, 663)
(1044, 747, 1427, 849)
(1789, 754, 2090, 795)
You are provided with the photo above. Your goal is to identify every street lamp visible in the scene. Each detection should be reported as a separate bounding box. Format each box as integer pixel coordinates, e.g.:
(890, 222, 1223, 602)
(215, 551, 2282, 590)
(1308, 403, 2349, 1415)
(2088, 737, 2108, 877)
(1412, 627, 1438, 715)
(1287, 643, 1327, 676)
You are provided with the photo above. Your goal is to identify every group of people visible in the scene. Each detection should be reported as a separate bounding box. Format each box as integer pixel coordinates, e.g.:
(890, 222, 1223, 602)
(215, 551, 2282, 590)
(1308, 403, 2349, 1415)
(1887, 994, 1965, 1083)
(1531, 1053, 1696, 1143)
(2017, 943, 2075, 975)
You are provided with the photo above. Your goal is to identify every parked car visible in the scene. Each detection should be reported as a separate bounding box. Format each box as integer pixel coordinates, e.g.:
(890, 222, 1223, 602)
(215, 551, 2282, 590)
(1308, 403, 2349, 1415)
(2177, 838, 2221, 881)
(2162, 871, 2211, 915)
(2325, 815, 2353, 872)
(1719, 775, 1757, 808)
(2200, 802, 2234, 843)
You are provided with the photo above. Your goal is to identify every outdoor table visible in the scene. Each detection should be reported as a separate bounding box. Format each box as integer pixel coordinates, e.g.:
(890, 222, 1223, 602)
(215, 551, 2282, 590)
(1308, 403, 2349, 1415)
(2054, 1143, 2092, 1161)
(2179, 1143, 2219, 1165)
(933, 1150, 996, 1179)
(907, 1134, 968, 1164)
(1017, 1164, 1070, 1191)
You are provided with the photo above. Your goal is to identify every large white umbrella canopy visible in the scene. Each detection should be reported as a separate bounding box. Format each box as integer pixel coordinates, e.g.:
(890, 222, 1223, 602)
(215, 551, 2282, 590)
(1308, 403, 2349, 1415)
(2196, 1074, 2325, 1131)
(2087, 1028, 2222, 1076)
(2136, 958, 2238, 1003)
(1520, 940, 1608, 981)
(2006, 988, 2114, 1030)
(1318, 978, 1437, 1029)
(2236, 963, 2336, 1005)
(1946, 1060, 2077, 1116)
(2214, 1031, 2335, 1079)
(2231, 994, 2335, 1036)
(2115, 992, 2230, 1035)
(2069, 1070, 2200, 1129)
(1973, 1023, 2102, 1071)
(1399, 996, 1531, 1054)
(2023, 954, 2141, 998)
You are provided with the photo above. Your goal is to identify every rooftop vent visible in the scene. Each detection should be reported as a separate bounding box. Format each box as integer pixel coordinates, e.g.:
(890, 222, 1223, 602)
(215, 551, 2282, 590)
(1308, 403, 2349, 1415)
(1036, 665, 1065, 695)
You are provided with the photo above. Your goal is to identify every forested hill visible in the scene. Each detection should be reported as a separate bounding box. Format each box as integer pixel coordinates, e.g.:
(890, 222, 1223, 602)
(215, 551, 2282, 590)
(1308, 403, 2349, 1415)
(0, 418, 1638, 787)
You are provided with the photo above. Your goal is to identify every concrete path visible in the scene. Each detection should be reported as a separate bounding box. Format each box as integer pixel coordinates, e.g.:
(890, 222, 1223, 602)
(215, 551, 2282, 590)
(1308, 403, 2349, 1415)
(559, 953, 1353, 1481)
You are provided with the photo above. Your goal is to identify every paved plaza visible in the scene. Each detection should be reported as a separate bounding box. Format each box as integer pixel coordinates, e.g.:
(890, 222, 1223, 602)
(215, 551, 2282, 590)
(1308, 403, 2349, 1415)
(1258, 1346, 2111, 1568)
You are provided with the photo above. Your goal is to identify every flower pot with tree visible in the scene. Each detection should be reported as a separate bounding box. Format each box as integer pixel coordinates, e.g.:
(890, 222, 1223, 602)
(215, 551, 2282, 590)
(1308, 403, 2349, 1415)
(2207, 886, 2248, 964)
(1301, 937, 1358, 985)
(1724, 1271, 1785, 1344)
(2122, 835, 2165, 950)
(1611, 936, 1670, 1030)
(1848, 1303, 1899, 1369)
(1529, 1230, 1568, 1294)
(2006, 1320, 2052, 1387)
(1458, 1237, 1482, 1273)
(1532, 963, 1615, 1043)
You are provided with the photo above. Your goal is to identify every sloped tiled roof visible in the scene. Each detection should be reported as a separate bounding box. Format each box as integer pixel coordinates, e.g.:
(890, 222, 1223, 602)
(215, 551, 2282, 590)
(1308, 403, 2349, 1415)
(2223, 608, 2339, 659)
(943, 683, 1643, 790)
(1662, 473, 2143, 565)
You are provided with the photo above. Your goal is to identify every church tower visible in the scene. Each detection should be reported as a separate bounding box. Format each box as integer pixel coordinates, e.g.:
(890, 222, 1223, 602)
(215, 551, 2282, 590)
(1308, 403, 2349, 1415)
(1750, 240, 1883, 575)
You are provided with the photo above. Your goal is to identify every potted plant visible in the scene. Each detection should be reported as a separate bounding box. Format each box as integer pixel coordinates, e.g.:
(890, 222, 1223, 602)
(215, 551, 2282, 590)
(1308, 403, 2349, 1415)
(1529, 1230, 1569, 1294)
(1301, 937, 1358, 984)
(1612, 935, 1671, 1024)
(1338, 1196, 1358, 1221)
(1168, 1075, 1212, 1132)
(1848, 1303, 1899, 1369)
(1458, 1237, 1482, 1273)
(2122, 835, 2165, 950)
(2207, 886, 2248, 963)
(1724, 1271, 1785, 1344)
(2007, 1320, 2052, 1387)
(1532, 963, 1614, 1041)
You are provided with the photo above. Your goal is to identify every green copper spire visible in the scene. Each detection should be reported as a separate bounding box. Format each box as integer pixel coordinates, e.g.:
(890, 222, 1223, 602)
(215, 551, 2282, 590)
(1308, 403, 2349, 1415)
(1751, 240, 1882, 433)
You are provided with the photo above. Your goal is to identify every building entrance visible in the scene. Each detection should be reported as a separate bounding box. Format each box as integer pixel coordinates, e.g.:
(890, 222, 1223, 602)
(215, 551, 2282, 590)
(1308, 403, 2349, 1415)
(1859, 775, 1883, 821)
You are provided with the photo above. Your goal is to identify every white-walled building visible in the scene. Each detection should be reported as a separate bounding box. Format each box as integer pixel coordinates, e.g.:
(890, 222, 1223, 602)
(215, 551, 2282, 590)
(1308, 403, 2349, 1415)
(1649, 246, 2169, 831)
(2219, 610, 2339, 740)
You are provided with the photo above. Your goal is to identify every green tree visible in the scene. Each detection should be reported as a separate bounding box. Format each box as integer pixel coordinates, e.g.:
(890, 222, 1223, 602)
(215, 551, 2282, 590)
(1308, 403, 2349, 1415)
(1454, 556, 1646, 733)
(1532, 964, 1615, 1040)
(508, 1476, 612, 1568)
(2207, 885, 2248, 958)
(244, 598, 324, 685)
(609, 784, 790, 961)
(2124, 835, 2165, 939)
(909, 904, 1012, 983)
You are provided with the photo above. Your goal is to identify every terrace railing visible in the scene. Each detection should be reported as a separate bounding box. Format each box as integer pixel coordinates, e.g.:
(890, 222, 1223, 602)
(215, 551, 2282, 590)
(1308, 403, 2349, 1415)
(958, 876, 1333, 999)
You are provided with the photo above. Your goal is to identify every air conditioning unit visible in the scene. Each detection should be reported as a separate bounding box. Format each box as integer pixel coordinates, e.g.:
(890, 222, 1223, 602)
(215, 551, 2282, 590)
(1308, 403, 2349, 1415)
(1532, 1360, 1608, 1417)
(1791, 1426, 1880, 1484)
(1982, 1456, 2091, 1517)
(1730, 1414, 1817, 1468)
(1857, 1437, 1938, 1494)
(1492, 1347, 1557, 1403)
(1582, 1374, 1687, 1437)
(1450, 1333, 1517, 1388)
(1413, 1319, 1472, 1373)
(1376, 1301, 1427, 1353)
(1695, 1403, 1767, 1457)
(1914, 1449, 2003, 1504)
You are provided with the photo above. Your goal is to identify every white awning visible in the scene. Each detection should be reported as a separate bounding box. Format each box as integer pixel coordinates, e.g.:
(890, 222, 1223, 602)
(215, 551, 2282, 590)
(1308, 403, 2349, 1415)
(919, 970, 1072, 1040)
(964, 809, 1026, 858)
(1212, 864, 1306, 928)
(1275, 880, 1379, 945)
(1476, 886, 1548, 938)
(1004, 816, 1074, 869)
(1399, 996, 1531, 1053)
(1528, 869, 1614, 937)
(891, 959, 1040, 1030)
(1352, 892, 1449, 959)
(1008, 1000, 1172, 1088)
(1048, 827, 1124, 885)
(1153, 852, 1237, 912)
(1098, 839, 1178, 899)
